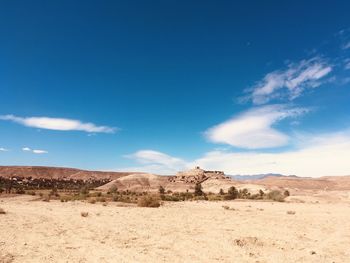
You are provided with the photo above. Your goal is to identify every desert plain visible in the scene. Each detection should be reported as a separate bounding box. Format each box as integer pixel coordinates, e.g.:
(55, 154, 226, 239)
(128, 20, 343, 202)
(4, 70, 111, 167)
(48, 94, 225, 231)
(1, 192, 350, 263)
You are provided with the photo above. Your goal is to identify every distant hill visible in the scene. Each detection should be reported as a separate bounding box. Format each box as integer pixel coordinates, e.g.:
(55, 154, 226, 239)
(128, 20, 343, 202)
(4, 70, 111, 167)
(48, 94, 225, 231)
(229, 173, 297, 181)
(0, 166, 135, 181)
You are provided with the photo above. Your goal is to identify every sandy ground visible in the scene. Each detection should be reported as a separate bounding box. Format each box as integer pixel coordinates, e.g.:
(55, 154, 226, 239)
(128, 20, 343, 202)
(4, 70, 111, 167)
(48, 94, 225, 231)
(1, 196, 350, 263)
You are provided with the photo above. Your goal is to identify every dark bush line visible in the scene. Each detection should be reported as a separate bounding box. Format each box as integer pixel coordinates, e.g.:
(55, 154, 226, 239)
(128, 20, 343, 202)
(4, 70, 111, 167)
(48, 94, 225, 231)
(0, 176, 111, 193)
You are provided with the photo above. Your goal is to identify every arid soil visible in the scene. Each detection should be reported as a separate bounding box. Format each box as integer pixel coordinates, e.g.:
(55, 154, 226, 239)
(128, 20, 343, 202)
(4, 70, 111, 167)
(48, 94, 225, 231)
(1, 195, 350, 263)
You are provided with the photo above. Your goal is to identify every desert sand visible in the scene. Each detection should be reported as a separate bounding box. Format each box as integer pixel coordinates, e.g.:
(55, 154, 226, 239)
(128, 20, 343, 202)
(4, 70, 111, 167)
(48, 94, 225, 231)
(1, 195, 350, 263)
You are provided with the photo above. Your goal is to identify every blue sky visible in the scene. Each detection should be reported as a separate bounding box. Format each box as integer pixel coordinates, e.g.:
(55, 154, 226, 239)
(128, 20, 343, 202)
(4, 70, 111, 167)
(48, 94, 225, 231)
(1, 1, 350, 177)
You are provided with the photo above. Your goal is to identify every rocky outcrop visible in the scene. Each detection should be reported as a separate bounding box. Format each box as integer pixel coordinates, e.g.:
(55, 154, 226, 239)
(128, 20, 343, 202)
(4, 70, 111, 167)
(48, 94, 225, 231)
(170, 166, 228, 184)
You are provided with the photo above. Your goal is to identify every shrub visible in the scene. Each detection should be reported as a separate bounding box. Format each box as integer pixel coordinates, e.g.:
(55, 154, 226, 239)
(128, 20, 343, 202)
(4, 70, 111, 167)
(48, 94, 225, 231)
(161, 195, 180, 201)
(219, 189, 225, 195)
(81, 212, 88, 217)
(15, 187, 25, 194)
(238, 188, 250, 199)
(89, 199, 96, 204)
(26, 191, 36, 196)
(80, 186, 89, 195)
(259, 189, 265, 197)
(266, 190, 285, 202)
(194, 183, 203, 196)
(159, 185, 165, 194)
(284, 190, 290, 197)
(137, 195, 161, 208)
(42, 195, 50, 202)
(0, 208, 6, 214)
(227, 186, 238, 200)
(208, 195, 222, 201)
(97, 197, 106, 202)
(108, 185, 118, 194)
(287, 210, 296, 215)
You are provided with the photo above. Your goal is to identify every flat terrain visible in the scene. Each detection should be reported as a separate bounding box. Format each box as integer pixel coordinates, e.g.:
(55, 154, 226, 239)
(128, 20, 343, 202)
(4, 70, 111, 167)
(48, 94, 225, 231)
(1, 195, 350, 263)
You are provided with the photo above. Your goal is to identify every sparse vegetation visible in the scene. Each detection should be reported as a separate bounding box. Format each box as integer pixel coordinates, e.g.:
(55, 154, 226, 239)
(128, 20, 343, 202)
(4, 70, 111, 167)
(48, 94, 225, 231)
(108, 185, 118, 194)
(137, 195, 161, 207)
(225, 186, 238, 200)
(88, 199, 96, 204)
(159, 185, 165, 194)
(194, 183, 203, 196)
(266, 190, 286, 202)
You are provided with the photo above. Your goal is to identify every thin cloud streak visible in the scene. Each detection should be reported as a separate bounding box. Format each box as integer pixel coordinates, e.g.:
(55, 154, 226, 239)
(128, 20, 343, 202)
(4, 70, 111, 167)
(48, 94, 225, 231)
(0, 115, 116, 133)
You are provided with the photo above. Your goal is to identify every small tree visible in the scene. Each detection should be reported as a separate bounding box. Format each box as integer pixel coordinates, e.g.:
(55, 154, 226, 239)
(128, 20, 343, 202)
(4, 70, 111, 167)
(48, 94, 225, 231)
(259, 189, 265, 197)
(194, 183, 203, 196)
(227, 186, 238, 200)
(283, 190, 290, 197)
(219, 188, 225, 195)
(159, 185, 165, 194)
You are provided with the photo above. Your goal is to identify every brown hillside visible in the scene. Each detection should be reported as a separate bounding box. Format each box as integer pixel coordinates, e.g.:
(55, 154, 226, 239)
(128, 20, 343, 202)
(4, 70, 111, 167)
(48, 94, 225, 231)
(0, 166, 135, 180)
(249, 175, 350, 191)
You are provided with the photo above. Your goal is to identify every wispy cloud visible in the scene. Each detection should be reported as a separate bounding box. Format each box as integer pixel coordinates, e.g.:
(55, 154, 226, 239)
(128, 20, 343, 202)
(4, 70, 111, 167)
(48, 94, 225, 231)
(204, 105, 308, 149)
(22, 147, 48, 154)
(0, 147, 8, 152)
(248, 57, 332, 104)
(0, 115, 116, 133)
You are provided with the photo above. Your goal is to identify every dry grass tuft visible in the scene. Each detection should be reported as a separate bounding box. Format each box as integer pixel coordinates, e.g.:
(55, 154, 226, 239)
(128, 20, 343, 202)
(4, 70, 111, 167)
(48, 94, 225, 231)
(81, 212, 89, 217)
(137, 195, 161, 208)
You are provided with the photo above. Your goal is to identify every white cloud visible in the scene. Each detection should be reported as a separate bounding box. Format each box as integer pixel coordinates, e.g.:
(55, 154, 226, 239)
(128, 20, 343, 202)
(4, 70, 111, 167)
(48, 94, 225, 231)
(32, 149, 48, 154)
(205, 105, 307, 149)
(250, 58, 332, 104)
(192, 131, 350, 178)
(22, 147, 48, 154)
(122, 130, 350, 177)
(0, 115, 116, 133)
(0, 147, 8, 152)
(123, 150, 188, 175)
(22, 147, 31, 151)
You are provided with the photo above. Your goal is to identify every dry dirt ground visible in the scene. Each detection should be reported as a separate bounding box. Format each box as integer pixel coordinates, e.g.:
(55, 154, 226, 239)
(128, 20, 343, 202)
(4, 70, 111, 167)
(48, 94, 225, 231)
(1, 195, 350, 263)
